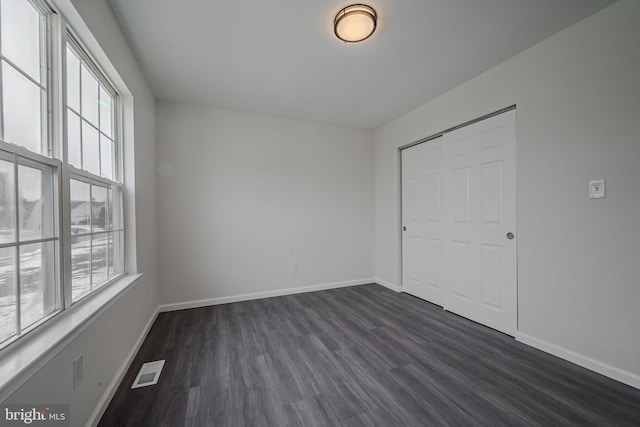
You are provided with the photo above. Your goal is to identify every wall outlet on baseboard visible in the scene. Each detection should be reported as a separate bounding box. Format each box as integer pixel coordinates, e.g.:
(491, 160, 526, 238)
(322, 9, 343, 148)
(73, 354, 84, 389)
(291, 263, 299, 273)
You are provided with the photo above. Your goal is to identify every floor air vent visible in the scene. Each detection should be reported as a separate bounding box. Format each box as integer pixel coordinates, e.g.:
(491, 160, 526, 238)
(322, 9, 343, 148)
(131, 360, 165, 389)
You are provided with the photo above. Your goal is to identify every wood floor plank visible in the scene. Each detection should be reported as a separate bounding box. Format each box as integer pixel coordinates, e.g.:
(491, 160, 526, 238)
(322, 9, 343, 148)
(99, 284, 640, 426)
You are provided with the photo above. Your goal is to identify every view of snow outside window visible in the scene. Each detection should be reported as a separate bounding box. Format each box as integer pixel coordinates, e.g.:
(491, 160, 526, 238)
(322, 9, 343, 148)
(0, 158, 57, 344)
(67, 40, 124, 303)
(0, 0, 124, 346)
(70, 179, 123, 302)
(0, 0, 55, 345)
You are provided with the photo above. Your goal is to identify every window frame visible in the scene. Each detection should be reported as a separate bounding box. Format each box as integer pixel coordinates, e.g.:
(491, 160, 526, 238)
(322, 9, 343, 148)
(0, 0, 128, 351)
(0, 0, 61, 349)
(0, 145, 61, 349)
(67, 174, 125, 305)
(64, 35, 120, 181)
(62, 33, 125, 308)
(0, 0, 50, 157)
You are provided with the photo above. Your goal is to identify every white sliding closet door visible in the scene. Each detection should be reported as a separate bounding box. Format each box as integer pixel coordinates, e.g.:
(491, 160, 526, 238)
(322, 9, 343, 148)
(401, 110, 517, 336)
(401, 137, 444, 306)
(443, 110, 517, 335)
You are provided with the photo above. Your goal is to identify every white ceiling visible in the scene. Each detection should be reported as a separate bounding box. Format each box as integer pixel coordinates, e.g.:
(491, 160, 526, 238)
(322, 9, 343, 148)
(107, 0, 615, 130)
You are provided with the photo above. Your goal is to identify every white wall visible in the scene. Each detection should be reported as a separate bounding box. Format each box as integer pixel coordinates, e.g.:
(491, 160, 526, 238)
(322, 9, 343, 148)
(375, 0, 640, 383)
(3, 0, 159, 425)
(157, 102, 374, 305)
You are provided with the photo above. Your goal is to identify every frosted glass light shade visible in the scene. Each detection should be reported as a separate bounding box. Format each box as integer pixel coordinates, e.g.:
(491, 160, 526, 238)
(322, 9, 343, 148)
(334, 4, 377, 43)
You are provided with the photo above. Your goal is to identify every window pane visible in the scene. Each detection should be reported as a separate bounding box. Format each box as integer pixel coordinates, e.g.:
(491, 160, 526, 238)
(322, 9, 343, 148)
(18, 165, 41, 241)
(107, 232, 113, 278)
(92, 233, 107, 288)
(100, 135, 113, 180)
(91, 184, 107, 232)
(67, 110, 81, 167)
(81, 121, 99, 175)
(70, 179, 90, 235)
(19, 241, 56, 329)
(2, 61, 42, 154)
(114, 230, 123, 276)
(106, 187, 113, 230)
(0, 246, 16, 343)
(66, 47, 80, 112)
(0, 0, 41, 82)
(80, 64, 98, 126)
(0, 158, 15, 244)
(18, 164, 53, 241)
(112, 186, 122, 230)
(71, 235, 90, 301)
(105, 232, 123, 278)
(99, 87, 112, 137)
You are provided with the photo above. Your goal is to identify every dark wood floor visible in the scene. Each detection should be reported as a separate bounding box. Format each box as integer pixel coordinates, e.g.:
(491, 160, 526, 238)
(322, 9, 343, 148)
(99, 284, 640, 426)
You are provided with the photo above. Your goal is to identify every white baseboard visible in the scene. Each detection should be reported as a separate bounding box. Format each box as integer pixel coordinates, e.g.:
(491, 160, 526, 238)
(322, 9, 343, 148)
(375, 278, 402, 292)
(158, 278, 377, 312)
(87, 307, 160, 427)
(516, 332, 640, 390)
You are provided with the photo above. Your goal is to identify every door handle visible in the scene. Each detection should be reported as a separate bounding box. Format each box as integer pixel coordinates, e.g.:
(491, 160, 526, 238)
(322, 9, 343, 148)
(403, 226, 407, 231)
(507, 232, 515, 240)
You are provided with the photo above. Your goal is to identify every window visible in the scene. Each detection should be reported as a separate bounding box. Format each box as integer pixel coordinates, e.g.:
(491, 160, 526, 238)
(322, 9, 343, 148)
(65, 40, 124, 302)
(0, 0, 47, 155)
(0, 0, 58, 345)
(0, 0, 126, 349)
(0, 154, 58, 344)
(66, 43, 115, 180)
(69, 178, 123, 302)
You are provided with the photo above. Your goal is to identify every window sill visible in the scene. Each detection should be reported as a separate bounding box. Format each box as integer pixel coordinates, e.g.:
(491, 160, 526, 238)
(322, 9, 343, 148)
(0, 273, 143, 402)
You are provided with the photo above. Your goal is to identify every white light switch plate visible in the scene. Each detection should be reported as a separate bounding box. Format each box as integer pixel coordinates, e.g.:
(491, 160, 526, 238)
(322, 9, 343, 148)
(589, 180, 605, 199)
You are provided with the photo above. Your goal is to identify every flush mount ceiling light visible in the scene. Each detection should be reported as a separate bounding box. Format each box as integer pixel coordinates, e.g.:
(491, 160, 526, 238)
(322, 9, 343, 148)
(334, 4, 377, 43)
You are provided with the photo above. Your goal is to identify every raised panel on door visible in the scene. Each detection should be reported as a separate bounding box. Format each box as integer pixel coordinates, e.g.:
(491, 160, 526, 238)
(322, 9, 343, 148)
(424, 237, 442, 291)
(444, 110, 517, 336)
(480, 244, 503, 309)
(452, 167, 470, 224)
(451, 241, 471, 301)
(404, 236, 421, 293)
(401, 138, 444, 306)
(481, 160, 503, 225)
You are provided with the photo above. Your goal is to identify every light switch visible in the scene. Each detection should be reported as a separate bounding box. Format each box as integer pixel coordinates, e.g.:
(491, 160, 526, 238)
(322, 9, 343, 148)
(589, 180, 605, 199)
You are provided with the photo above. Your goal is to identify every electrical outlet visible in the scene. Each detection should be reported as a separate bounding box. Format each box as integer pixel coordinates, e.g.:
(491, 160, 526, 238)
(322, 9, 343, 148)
(73, 354, 84, 389)
(291, 263, 298, 273)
